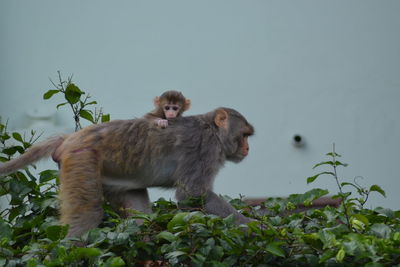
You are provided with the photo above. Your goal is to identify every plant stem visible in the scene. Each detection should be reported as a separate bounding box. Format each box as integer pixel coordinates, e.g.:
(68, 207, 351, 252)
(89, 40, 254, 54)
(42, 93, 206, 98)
(332, 143, 352, 231)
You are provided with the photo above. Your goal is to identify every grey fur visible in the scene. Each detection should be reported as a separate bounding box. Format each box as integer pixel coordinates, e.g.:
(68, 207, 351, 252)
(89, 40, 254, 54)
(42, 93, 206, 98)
(0, 107, 254, 237)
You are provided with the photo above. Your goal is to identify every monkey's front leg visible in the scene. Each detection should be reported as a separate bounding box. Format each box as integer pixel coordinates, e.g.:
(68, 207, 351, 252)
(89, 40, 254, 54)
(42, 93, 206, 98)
(176, 189, 251, 224)
(104, 187, 152, 218)
(155, 119, 168, 128)
(204, 191, 252, 224)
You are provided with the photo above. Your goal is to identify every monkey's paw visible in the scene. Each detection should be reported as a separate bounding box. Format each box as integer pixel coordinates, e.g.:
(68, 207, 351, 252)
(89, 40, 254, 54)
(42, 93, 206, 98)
(156, 119, 168, 128)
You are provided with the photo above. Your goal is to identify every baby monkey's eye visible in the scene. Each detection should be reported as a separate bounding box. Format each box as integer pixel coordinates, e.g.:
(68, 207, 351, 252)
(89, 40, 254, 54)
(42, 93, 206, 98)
(165, 105, 179, 111)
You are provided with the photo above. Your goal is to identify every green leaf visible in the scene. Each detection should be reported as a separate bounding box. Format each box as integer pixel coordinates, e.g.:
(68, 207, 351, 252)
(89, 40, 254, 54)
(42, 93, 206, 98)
(86, 101, 98, 106)
(116, 219, 140, 234)
(101, 114, 110, 123)
(351, 218, 365, 231)
(210, 246, 224, 261)
(266, 242, 285, 257)
(369, 185, 386, 198)
(319, 230, 336, 249)
(39, 170, 58, 183)
(191, 254, 206, 265)
(55, 246, 67, 260)
(65, 83, 84, 104)
(12, 132, 23, 143)
(313, 161, 334, 169)
(247, 220, 262, 234)
(326, 152, 341, 157)
(79, 110, 94, 123)
(27, 258, 39, 267)
(73, 247, 102, 258)
(23, 141, 32, 150)
(2, 146, 20, 156)
(157, 231, 178, 242)
(319, 249, 335, 263)
(103, 257, 125, 267)
(342, 239, 360, 256)
(393, 232, 400, 241)
(370, 223, 392, 239)
(114, 232, 129, 245)
(45, 225, 68, 241)
(289, 188, 329, 205)
(313, 161, 348, 169)
(56, 102, 68, 109)
(352, 214, 369, 226)
(43, 89, 60, 100)
(40, 198, 58, 211)
(307, 172, 335, 184)
(0, 219, 12, 239)
(166, 250, 187, 259)
(167, 212, 189, 231)
(9, 205, 24, 221)
(335, 160, 348, 167)
(336, 248, 345, 263)
(341, 182, 359, 189)
(82, 228, 106, 245)
(0, 133, 10, 141)
(374, 207, 395, 218)
(306, 174, 319, 184)
(365, 263, 383, 267)
(10, 179, 32, 197)
(0, 184, 7, 196)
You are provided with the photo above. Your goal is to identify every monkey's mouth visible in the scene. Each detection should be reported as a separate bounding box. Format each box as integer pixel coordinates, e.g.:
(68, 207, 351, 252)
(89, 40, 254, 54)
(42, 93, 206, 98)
(226, 152, 246, 163)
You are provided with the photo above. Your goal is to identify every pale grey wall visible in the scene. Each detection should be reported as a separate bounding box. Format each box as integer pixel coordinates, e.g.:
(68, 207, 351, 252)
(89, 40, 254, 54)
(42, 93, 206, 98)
(1, 1, 399, 209)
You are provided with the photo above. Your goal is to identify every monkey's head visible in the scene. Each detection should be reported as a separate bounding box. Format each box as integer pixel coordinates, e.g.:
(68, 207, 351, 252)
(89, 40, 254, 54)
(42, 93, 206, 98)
(154, 90, 191, 119)
(213, 108, 254, 163)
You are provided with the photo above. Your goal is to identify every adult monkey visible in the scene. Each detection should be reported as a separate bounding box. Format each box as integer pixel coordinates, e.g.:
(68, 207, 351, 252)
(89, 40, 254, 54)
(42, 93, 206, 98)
(0, 107, 254, 237)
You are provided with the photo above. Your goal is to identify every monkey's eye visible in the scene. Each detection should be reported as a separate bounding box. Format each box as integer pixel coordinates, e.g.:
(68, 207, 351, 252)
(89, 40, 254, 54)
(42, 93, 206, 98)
(165, 105, 179, 111)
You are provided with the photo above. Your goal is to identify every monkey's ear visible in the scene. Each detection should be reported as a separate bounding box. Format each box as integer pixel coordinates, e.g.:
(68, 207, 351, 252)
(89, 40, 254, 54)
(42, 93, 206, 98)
(154, 96, 161, 108)
(183, 99, 191, 111)
(214, 109, 229, 129)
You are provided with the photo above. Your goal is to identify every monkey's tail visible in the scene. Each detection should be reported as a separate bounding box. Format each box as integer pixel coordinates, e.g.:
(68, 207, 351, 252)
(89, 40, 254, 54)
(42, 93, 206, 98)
(0, 136, 64, 176)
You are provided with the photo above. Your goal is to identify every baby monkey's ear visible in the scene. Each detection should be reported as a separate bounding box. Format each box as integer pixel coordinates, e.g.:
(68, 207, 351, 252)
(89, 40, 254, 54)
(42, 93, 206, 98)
(153, 96, 161, 108)
(183, 99, 191, 111)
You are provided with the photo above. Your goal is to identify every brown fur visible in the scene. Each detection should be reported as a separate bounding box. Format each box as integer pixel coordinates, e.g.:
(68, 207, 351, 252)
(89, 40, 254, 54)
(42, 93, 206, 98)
(145, 90, 191, 120)
(0, 107, 254, 237)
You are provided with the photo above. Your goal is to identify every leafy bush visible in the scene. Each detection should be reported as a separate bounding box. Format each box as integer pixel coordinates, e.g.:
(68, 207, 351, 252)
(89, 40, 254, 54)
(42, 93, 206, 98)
(0, 77, 399, 266)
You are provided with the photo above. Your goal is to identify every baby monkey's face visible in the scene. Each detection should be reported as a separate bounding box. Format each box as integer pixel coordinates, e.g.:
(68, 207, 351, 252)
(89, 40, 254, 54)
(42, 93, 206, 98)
(163, 103, 181, 119)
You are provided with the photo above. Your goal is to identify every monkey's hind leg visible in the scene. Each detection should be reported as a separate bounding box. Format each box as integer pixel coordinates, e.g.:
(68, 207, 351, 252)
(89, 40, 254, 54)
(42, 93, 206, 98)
(58, 149, 103, 238)
(104, 188, 152, 219)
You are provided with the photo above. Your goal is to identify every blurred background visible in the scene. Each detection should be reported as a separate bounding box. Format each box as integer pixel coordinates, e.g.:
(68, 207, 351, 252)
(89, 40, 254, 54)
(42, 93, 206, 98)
(1, 1, 399, 209)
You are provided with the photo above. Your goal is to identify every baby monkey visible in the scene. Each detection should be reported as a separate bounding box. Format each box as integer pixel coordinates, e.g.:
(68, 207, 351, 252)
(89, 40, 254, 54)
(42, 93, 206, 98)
(145, 90, 191, 128)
